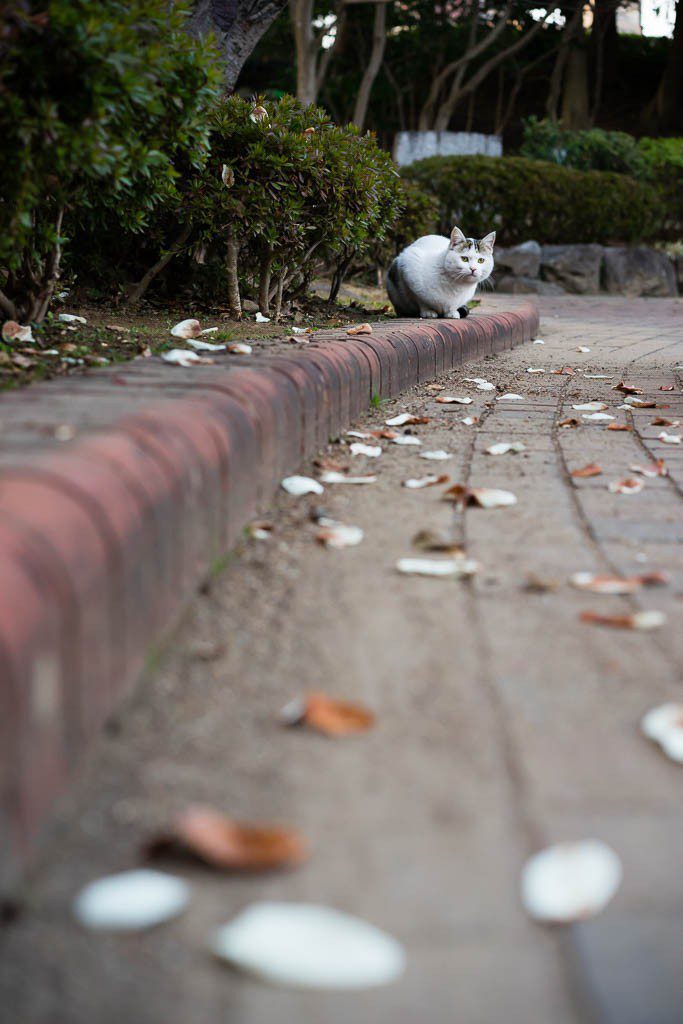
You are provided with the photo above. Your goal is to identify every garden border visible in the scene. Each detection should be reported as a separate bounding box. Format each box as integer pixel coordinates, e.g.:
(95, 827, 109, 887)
(0, 302, 538, 890)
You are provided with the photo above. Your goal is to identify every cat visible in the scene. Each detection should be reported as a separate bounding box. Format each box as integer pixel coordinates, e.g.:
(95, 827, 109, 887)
(387, 226, 496, 319)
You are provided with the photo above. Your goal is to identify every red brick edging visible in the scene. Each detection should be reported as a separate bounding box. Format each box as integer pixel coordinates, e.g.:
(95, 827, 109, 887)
(0, 303, 538, 889)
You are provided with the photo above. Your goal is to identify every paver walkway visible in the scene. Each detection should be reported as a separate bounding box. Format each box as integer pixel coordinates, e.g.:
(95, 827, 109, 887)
(1, 296, 681, 1024)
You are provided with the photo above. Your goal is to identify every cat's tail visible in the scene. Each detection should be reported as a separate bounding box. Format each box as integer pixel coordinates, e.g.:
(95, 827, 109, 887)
(386, 258, 417, 317)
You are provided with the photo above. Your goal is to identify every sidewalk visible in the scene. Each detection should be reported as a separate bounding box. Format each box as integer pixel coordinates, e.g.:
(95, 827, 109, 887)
(1, 296, 681, 1023)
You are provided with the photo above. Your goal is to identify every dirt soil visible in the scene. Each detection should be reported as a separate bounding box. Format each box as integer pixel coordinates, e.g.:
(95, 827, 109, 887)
(1, 295, 682, 1024)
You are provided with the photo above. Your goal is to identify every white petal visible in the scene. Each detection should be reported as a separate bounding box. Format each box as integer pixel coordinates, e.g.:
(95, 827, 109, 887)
(170, 318, 201, 339)
(470, 487, 517, 508)
(631, 610, 667, 630)
(573, 402, 607, 411)
(582, 413, 615, 422)
(1, 321, 34, 343)
(576, 346, 590, 353)
(608, 478, 644, 494)
(419, 450, 452, 460)
(641, 702, 683, 745)
(521, 841, 622, 924)
(391, 435, 421, 446)
(281, 476, 324, 496)
(533, 339, 545, 345)
(255, 312, 270, 323)
(346, 430, 372, 439)
(317, 522, 364, 548)
(58, 313, 87, 324)
(73, 870, 189, 931)
(291, 326, 311, 334)
(396, 557, 479, 578)
(319, 472, 376, 485)
(569, 572, 638, 595)
(385, 413, 414, 426)
(402, 475, 443, 489)
(463, 378, 495, 391)
(228, 342, 252, 355)
(186, 337, 226, 352)
(485, 442, 525, 455)
(496, 393, 524, 401)
(584, 374, 613, 379)
(461, 416, 477, 426)
(200, 327, 220, 335)
(161, 348, 202, 367)
(526, 367, 545, 374)
(436, 395, 472, 405)
(658, 432, 681, 444)
(349, 443, 382, 457)
(210, 902, 405, 990)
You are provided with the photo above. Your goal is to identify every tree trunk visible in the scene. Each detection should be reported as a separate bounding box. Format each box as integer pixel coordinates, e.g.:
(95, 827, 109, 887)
(187, 0, 288, 90)
(289, 0, 317, 103)
(226, 226, 241, 319)
(590, 0, 618, 122)
(124, 221, 193, 305)
(258, 249, 273, 314)
(546, 2, 583, 122)
(560, 45, 591, 128)
(26, 206, 65, 323)
(352, 1, 387, 131)
(644, 0, 683, 132)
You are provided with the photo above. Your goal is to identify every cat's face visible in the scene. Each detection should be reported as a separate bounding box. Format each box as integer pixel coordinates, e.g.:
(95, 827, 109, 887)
(445, 226, 495, 283)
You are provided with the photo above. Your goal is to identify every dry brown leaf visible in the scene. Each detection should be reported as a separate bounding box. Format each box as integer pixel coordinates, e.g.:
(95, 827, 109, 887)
(571, 463, 602, 478)
(651, 417, 675, 426)
(551, 366, 575, 375)
(412, 529, 464, 555)
(370, 428, 399, 440)
(580, 610, 666, 630)
(313, 456, 348, 474)
(425, 383, 444, 392)
(443, 484, 517, 509)
(281, 692, 375, 736)
(523, 574, 560, 593)
(608, 476, 644, 494)
(346, 323, 372, 336)
(148, 805, 307, 872)
(623, 397, 657, 408)
(612, 381, 643, 395)
(385, 413, 430, 426)
(557, 417, 580, 429)
(630, 459, 667, 478)
(607, 423, 631, 431)
(659, 385, 675, 392)
(570, 572, 667, 595)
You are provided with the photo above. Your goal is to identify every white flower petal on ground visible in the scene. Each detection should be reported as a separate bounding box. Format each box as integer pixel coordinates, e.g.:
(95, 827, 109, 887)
(316, 519, 364, 549)
(210, 902, 405, 990)
(527, 367, 545, 374)
(2, 321, 34, 343)
(570, 572, 640, 595)
(463, 378, 495, 391)
(521, 840, 622, 924)
(582, 413, 615, 422)
(319, 471, 376, 485)
(533, 339, 545, 345)
(227, 342, 252, 355)
(58, 313, 87, 325)
(291, 326, 311, 335)
(186, 338, 227, 352)
(471, 488, 517, 508)
(658, 431, 681, 444)
(496, 393, 524, 401)
(255, 312, 270, 323)
(461, 416, 478, 426)
(584, 374, 613, 379)
(200, 327, 220, 335)
(402, 474, 449, 489)
(349, 442, 382, 458)
(631, 610, 667, 629)
(419, 450, 452, 461)
(608, 477, 644, 495)
(346, 430, 372, 439)
(170, 318, 201, 339)
(281, 476, 324, 496)
(161, 349, 203, 367)
(396, 557, 479, 578)
(573, 402, 607, 412)
(436, 395, 473, 405)
(576, 346, 591, 353)
(73, 870, 189, 931)
(391, 435, 421, 446)
(641, 703, 683, 763)
(485, 442, 526, 456)
(385, 412, 423, 426)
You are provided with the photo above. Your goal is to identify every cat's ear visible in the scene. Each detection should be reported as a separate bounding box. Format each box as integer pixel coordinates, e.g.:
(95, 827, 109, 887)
(449, 225, 467, 248)
(479, 231, 496, 253)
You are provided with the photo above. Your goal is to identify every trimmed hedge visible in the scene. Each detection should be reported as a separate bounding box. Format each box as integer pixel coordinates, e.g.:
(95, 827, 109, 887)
(403, 156, 665, 246)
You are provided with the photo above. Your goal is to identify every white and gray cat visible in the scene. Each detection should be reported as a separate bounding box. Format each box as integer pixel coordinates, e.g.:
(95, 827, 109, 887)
(387, 226, 495, 319)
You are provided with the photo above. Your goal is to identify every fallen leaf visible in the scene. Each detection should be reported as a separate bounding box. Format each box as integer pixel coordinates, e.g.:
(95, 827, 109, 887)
(58, 313, 87, 325)
(527, 367, 545, 374)
(608, 477, 644, 494)
(346, 430, 372, 439)
(319, 471, 376, 485)
(551, 366, 576, 375)
(582, 413, 615, 422)
(349, 442, 381, 458)
(521, 841, 622, 924)
(227, 342, 252, 355)
(659, 384, 675, 392)
(73, 870, 189, 931)
(606, 422, 631, 431)
(533, 338, 545, 345)
(209, 902, 406, 990)
(576, 346, 590, 353)
(281, 692, 374, 736)
(463, 377, 495, 391)
(629, 459, 667, 478)
(584, 374, 613, 379)
(651, 417, 678, 426)
(580, 609, 667, 630)
(291, 326, 312, 335)
(412, 529, 463, 554)
(187, 337, 226, 352)
(11, 353, 34, 369)
(571, 463, 602, 478)
(2, 320, 34, 343)
(396, 556, 479, 578)
(255, 312, 270, 323)
(443, 485, 517, 509)
(161, 349, 205, 367)
(170, 318, 201, 339)
(313, 456, 348, 473)
(247, 521, 273, 540)
(105, 324, 129, 333)
(573, 402, 607, 412)
(425, 383, 444, 392)
(315, 519, 364, 549)
(523, 574, 560, 593)
(623, 396, 656, 408)
(346, 323, 372, 336)
(612, 381, 643, 395)
(370, 428, 398, 440)
(281, 476, 324, 496)
(419, 450, 452, 461)
(221, 163, 235, 187)
(485, 442, 526, 456)
(200, 327, 219, 335)
(461, 416, 479, 425)
(391, 435, 421, 446)
(641, 703, 683, 763)
(558, 417, 580, 429)
(402, 474, 449, 489)
(496, 393, 524, 401)
(570, 571, 668, 594)
(658, 431, 681, 444)
(385, 413, 429, 426)
(436, 395, 472, 405)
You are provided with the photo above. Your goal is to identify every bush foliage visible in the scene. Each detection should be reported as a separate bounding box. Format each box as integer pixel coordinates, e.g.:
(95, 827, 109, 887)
(403, 155, 666, 246)
(0, 0, 221, 321)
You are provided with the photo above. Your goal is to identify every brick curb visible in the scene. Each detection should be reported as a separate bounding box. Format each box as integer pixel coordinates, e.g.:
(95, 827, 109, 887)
(0, 303, 538, 888)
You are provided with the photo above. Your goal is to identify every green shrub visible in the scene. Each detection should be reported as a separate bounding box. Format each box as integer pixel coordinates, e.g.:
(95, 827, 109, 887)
(520, 118, 648, 178)
(0, 0, 221, 322)
(638, 137, 683, 239)
(176, 95, 405, 311)
(403, 155, 665, 245)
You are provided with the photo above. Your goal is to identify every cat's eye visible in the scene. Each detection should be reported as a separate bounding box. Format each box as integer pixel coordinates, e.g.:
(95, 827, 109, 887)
(461, 256, 469, 262)
(477, 257, 485, 263)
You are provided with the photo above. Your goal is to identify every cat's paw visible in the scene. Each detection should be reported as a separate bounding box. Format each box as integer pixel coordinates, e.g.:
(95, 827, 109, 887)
(443, 310, 461, 319)
(457, 305, 470, 319)
(419, 310, 439, 319)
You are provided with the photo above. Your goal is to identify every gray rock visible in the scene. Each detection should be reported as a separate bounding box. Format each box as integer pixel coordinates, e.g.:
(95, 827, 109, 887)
(494, 241, 541, 279)
(541, 244, 603, 294)
(241, 299, 260, 313)
(603, 247, 677, 297)
(495, 275, 565, 296)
